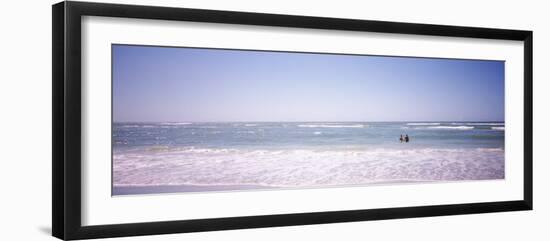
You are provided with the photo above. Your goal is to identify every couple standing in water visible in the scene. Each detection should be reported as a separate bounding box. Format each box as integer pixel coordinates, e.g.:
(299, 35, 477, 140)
(399, 134, 410, 143)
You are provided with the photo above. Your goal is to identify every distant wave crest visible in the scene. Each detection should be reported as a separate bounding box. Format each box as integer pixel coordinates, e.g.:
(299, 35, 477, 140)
(160, 122, 192, 125)
(406, 123, 440, 126)
(453, 122, 504, 126)
(427, 126, 475, 130)
(298, 124, 365, 128)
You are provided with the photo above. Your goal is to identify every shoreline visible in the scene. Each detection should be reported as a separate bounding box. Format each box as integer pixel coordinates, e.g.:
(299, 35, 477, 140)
(111, 178, 505, 196)
(112, 184, 276, 195)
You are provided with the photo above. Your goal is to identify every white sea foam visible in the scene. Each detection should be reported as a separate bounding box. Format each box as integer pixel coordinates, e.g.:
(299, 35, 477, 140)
(313, 131, 322, 135)
(244, 124, 258, 127)
(121, 125, 140, 128)
(452, 122, 504, 126)
(491, 127, 505, 131)
(113, 147, 504, 188)
(298, 124, 365, 128)
(160, 122, 192, 125)
(118, 124, 156, 128)
(235, 130, 256, 134)
(427, 126, 475, 130)
(406, 123, 440, 126)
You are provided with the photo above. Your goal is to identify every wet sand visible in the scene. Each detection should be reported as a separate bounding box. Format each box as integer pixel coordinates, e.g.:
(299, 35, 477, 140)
(113, 184, 275, 196)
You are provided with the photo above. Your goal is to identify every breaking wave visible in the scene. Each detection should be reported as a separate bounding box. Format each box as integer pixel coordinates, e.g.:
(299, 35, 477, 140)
(427, 126, 475, 130)
(160, 122, 192, 125)
(407, 123, 440, 126)
(298, 124, 365, 128)
(453, 122, 504, 126)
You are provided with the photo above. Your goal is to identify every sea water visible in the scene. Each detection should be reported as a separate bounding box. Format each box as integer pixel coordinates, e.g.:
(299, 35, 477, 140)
(112, 122, 504, 193)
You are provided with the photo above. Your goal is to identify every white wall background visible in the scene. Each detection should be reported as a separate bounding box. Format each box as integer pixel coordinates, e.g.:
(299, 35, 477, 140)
(0, 0, 547, 240)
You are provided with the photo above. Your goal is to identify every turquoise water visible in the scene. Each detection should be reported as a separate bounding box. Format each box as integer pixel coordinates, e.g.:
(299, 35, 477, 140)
(113, 122, 504, 150)
(112, 122, 505, 192)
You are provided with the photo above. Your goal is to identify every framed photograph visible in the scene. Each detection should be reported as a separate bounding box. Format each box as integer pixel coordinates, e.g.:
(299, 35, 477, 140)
(52, 1, 533, 240)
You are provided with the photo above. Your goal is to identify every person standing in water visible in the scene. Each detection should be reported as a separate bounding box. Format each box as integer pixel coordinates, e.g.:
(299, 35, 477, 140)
(399, 134, 404, 143)
(405, 134, 410, 143)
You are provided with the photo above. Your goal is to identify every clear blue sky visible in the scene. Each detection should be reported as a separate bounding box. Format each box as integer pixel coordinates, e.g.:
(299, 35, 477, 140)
(113, 44, 504, 122)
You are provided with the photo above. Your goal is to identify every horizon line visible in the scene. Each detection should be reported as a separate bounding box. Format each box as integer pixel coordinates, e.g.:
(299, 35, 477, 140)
(112, 120, 505, 123)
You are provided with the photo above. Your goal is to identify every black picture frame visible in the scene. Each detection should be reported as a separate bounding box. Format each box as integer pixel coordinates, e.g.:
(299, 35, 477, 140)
(52, 1, 533, 240)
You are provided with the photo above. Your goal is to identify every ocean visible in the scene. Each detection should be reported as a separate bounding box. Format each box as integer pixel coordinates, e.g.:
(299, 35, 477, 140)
(112, 122, 505, 195)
